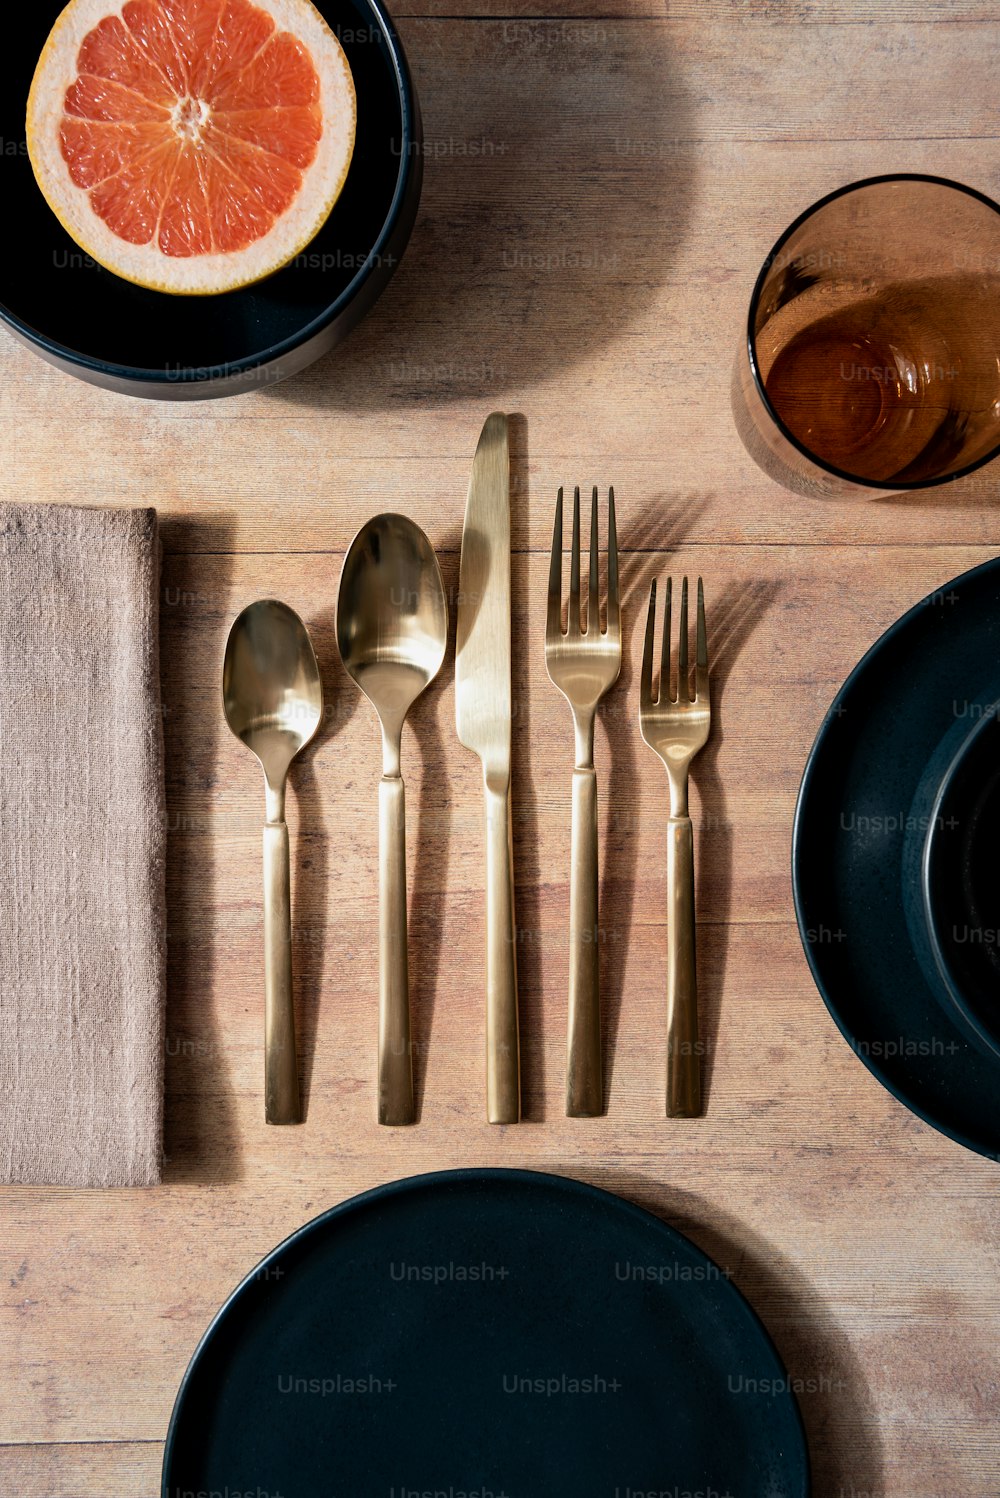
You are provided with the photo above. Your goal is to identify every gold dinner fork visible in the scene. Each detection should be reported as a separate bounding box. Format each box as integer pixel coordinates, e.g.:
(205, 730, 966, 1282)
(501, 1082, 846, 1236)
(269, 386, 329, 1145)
(639, 576, 711, 1117)
(545, 485, 621, 1116)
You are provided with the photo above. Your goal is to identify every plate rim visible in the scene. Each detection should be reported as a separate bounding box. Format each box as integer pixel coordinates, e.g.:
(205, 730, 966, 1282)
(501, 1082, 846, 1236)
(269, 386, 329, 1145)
(160, 1165, 811, 1495)
(792, 552, 1000, 1160)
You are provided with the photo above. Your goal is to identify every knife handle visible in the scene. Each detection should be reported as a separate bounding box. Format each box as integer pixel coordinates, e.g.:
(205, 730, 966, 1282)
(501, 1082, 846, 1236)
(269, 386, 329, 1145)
(485, 781, 521, 1123)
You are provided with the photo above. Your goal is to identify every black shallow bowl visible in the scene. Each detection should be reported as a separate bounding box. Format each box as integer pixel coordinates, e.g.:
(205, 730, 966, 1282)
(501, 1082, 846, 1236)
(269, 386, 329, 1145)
(0, 0, 420, 398)
(162, 1170, 810, 1497)
(923, 707, 1000, 1064)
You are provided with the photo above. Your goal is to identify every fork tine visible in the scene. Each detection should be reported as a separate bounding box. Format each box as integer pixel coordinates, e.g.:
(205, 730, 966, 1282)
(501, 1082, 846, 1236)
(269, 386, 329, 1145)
(588, 485, 599, 634)
(695, 576, 709, 701)
(678, 577, 689, 700)
(640, 578, 657, 706)
(547, 488, 563, 639)
(660, 576, 672, 703)
(606, 486, 619, 638)
(568, 485, 581, 634)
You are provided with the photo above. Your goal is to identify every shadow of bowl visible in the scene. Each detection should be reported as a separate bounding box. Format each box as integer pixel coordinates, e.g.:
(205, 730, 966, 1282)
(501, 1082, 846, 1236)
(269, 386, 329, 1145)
(268, 15, 694, 409)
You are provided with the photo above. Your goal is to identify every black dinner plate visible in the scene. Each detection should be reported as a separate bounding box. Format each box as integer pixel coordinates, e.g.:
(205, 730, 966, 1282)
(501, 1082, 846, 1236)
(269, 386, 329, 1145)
(0, 0, 420, 397)
(162, 1169, 810, 1497)
(793, 555, 1000, 1161)
(923, 705, 1000, 1063)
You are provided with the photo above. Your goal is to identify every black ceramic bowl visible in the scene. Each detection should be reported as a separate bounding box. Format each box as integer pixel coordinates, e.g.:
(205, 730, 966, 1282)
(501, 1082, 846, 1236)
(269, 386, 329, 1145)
(162, 1170, 810, 1497)
(0, 0, 421, 398)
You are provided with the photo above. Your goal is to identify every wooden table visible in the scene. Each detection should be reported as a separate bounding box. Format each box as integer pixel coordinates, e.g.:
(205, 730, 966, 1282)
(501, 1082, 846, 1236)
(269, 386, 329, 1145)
(3, 1, 1000, 1494)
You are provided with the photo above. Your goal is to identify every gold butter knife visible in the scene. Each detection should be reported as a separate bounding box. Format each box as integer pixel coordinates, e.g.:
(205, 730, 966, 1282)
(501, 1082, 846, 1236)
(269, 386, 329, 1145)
(455, 413, 521, 1124)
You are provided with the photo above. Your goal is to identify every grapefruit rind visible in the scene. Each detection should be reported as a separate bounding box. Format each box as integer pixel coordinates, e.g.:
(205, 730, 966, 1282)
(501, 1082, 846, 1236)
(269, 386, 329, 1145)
(26, 0, 357, 295)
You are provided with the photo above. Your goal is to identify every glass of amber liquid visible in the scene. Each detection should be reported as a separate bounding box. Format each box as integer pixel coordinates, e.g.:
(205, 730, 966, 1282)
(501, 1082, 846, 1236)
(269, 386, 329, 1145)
(733, 174, 1000, 496)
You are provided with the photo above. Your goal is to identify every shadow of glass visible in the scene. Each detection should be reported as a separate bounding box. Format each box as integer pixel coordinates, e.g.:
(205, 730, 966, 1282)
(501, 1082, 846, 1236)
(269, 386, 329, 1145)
(264, 18, 694, 410)
(874, 465, 1000, 509)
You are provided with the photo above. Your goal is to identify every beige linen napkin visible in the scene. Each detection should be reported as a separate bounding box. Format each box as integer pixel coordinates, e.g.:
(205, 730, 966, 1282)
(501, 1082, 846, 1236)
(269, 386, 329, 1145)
(0, 503, 166, 1186)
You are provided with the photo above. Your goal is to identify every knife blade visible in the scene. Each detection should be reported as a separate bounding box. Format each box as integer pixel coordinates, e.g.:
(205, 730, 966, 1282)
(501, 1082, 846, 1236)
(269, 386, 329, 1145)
(455, 412, 521, 1123)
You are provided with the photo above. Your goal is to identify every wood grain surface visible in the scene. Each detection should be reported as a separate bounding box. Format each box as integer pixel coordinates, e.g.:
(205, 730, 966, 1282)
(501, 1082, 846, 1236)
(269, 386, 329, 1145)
(2, 2, 1000, 1496)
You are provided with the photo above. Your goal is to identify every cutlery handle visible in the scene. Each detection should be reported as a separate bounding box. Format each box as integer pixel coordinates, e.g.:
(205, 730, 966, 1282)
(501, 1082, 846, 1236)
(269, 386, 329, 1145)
(485, 782, 521, 1123)
(566, 767, 601, 1116)
(379, 775, 414, 1125)
(262, 821, 300, 1125)
(666, 815, 701, 1117)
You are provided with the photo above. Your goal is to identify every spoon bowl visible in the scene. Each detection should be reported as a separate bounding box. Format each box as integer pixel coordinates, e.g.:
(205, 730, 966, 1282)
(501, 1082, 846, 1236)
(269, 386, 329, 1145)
(223, 600, 323, 813)
(338, 516, 448, 777)
(223, 599, 323, 1124)
(337, 515, 448, 1124)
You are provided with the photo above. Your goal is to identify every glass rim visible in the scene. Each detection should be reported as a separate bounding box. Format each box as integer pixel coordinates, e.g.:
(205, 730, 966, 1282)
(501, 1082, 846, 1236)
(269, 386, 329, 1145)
(745, 172, 1000, 492)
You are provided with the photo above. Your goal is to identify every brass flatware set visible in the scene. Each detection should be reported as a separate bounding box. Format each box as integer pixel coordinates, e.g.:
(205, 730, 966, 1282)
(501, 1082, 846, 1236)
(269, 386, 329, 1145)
(224, 416, 713, 1127)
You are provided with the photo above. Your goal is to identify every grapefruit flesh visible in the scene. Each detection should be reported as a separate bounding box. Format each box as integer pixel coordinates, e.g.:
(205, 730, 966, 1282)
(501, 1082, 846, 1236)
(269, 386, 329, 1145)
(27, 0, 356, 294)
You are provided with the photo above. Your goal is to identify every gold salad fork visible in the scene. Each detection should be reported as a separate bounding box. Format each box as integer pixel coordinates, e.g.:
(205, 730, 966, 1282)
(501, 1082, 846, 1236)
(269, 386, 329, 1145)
(639, 577, 711, 1117)
(545, 486, 621, 1116)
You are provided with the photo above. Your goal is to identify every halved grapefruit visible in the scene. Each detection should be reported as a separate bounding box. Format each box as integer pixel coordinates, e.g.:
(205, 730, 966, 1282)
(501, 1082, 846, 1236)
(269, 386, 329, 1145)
(27, 0, 356, 294)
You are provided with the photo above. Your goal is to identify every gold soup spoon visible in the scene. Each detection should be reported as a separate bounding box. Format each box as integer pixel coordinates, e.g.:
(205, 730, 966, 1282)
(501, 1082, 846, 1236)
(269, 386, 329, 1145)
(223, 599, 322, 1125)
(337, 515, 448, 1125)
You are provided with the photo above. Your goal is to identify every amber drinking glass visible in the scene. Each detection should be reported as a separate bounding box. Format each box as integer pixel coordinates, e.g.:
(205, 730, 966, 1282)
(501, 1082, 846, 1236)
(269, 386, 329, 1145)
(733, 174, 1000, 496)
